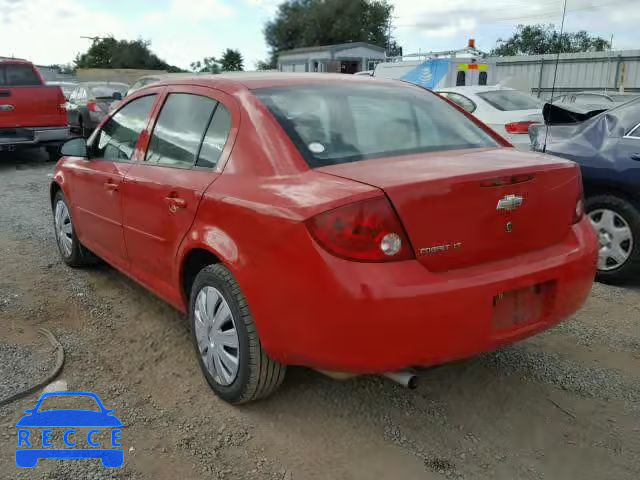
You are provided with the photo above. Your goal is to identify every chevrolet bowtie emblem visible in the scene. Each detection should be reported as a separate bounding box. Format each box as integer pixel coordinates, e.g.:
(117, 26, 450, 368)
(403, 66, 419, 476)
(496, 194, 524, 212)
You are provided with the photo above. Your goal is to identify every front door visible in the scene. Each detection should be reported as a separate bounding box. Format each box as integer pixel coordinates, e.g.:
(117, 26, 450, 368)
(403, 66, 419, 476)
(67, 93, 158, 269)
(121, 88, 235, 301)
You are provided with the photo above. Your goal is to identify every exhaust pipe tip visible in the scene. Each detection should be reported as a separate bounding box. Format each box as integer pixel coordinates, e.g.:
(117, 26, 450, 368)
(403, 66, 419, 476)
(383, 370, 419, 389)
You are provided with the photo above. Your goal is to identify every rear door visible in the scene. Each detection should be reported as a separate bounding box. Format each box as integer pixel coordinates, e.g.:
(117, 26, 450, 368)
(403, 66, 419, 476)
(0, 63, 66, 128)
(65, 93, 159, 269)
(120, 86, 237, 299)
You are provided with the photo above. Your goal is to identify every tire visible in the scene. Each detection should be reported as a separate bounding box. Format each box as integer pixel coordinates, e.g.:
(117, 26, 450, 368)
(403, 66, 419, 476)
(52, 190, 98, 267)
(189, 264, 286, 404)
(45, 145, 60, 162)
(586, 194, 640, 283)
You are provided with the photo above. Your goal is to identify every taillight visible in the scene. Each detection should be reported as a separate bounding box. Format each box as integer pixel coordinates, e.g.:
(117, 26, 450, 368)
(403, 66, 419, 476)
(306, 197, 414, 262)
(505, 121, 538, 134)
(87, 100, 102, 113)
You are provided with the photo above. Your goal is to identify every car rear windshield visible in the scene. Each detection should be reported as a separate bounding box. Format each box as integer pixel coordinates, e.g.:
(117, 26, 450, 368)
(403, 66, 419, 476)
(90, 84, 128, 99)
(255, 84, 498, 167)
(0, 64, 41, 86)
(476, 90, 542, 111)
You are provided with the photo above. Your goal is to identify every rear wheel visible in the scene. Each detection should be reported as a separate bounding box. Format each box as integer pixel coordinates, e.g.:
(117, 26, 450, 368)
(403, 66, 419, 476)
(52, 190, 98, 267)
(586, 194, 640, 283)
(45, 145, 60, 162)
(189, 264, 286, 404)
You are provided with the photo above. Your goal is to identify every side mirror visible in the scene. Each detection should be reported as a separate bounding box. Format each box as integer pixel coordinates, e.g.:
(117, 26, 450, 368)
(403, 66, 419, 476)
(112, 91, 122, 101)
(61, 137, 88, 158)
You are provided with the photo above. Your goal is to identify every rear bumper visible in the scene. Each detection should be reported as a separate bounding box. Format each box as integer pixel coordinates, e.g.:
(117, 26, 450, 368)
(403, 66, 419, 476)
(0, 126, 71, 149)
(250, 218, 598, 373)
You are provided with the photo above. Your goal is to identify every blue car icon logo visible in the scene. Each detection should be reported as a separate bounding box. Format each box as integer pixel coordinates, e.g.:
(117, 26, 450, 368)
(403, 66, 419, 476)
(15, 391, 123, 468)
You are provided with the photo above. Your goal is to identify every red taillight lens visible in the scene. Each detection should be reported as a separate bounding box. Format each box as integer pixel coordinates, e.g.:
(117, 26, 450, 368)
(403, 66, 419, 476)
(306, 197, 414, 262)
(87, 100, 102, 113)
(505, 121, 538, 134)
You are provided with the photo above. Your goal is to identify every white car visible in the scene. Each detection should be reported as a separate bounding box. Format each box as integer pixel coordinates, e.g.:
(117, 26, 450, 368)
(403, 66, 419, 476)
(436, 86, 543, 149)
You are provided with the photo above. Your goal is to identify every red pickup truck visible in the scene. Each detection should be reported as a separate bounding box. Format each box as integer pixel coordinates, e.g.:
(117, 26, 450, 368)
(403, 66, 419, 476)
(0, 59, 70, 161)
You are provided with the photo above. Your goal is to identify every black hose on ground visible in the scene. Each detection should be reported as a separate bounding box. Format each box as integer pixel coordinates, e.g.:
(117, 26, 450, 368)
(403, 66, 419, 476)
(0, 327, 65, 407)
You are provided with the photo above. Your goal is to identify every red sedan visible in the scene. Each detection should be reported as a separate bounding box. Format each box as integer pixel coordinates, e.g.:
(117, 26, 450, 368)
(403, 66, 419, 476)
(51, 74, 598, 403)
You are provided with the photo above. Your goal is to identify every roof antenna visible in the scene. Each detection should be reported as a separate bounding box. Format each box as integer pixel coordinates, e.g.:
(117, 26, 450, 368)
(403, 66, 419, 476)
(542, 0, 568, 153)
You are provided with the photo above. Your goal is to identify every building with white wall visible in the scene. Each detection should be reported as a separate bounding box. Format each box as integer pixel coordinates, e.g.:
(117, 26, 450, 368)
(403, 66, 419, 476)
(277, 42, 386, 74)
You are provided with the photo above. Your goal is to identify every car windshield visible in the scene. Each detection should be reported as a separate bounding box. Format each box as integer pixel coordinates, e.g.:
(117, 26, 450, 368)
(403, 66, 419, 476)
(477, 90, 543, 111)
(255, 84, 498, 167)
(90, 84, 128, 99)
(37, 395, 101, 412)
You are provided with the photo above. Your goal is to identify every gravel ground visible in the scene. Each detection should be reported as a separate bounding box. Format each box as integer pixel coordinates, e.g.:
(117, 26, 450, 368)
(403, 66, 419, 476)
(0, 150, 639, 479)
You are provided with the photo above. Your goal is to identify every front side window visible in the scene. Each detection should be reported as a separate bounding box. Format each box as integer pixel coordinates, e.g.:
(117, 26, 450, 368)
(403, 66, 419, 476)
(456, 71, 466, 86)
(145, 93, 217, 167)
(255, 84, 498, 167)
(93, 94, 156, 161)
(477, 90, 542, 111)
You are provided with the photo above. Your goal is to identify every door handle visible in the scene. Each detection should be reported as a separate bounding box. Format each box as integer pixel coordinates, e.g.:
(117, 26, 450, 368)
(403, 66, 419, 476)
(631, 153, 640, 161)
(165, 196, 187, 212)
(104, 181, 119, 191)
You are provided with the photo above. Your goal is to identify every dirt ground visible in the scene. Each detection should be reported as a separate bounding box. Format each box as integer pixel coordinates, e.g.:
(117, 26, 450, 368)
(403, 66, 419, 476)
(1, 150, 639, 480)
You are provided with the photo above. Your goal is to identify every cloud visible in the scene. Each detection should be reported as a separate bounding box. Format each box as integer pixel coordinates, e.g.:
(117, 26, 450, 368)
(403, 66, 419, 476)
(0, 0, 125, 64)
(144, 0, 234, 25)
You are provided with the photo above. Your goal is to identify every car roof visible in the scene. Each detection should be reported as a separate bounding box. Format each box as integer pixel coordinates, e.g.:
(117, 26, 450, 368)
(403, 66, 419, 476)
(436, 85, 512, 94)
(0, 58, 32, 65)
(78, 81, 129, 87)
(148, 72, 402, 91)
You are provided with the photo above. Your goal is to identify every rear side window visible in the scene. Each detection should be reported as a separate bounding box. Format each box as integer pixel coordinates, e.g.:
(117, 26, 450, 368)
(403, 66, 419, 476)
(255, 84, 498, 167)
(197, 104, 232, 169)
(146, 93, 217, 167)
(93, 95, 156, 161)
(476, 90, 542, 111)
(0, 64, 41, 86)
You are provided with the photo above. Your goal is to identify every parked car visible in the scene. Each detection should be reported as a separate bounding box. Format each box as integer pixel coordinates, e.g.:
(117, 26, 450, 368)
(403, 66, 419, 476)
(50, 74, 597, 403)
(125, 73, 198, 97)
(553, 91, 639, 106)
(530, 98, 640, 283)
(47, 81, 77, 100)
(436, 86, 543, 149)
(0, 59, 70, 161)
(66, 82, 129, 137)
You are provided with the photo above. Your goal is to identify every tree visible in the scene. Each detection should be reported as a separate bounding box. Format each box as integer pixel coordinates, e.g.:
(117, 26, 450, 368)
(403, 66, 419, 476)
(190, 57, 221, 74)
(264, 0, 399, 62)
(219, 49, 244, 71)
(75, 37, 182, 72)
(491, 24, 611, 56)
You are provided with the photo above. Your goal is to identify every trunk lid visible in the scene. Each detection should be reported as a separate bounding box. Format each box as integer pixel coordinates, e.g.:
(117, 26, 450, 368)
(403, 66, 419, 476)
(317, 148, 581, 272)
(0, 86, 66, 128)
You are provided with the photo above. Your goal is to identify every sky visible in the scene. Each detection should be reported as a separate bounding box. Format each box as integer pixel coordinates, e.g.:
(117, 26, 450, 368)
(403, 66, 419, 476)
(0, 0, 637, 70)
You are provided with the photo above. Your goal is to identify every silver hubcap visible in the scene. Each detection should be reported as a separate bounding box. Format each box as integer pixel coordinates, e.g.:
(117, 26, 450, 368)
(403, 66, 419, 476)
(589, 208, 634, 271)
(194, 286, 240, 386)
(54, 201, 73, 256)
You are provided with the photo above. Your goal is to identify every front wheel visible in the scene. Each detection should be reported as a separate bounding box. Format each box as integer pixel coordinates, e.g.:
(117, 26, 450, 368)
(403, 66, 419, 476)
(189, 264, 286, 404)
(586, 194, 640, 283)
(52, 190, 98, 267)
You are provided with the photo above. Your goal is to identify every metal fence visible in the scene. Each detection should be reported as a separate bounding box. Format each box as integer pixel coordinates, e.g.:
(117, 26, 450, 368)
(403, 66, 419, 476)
(493, 49, 640, 99)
